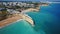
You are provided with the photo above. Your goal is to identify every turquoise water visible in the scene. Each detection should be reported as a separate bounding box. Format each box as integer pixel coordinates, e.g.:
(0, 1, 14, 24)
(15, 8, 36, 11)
(0, 3, 60, 34)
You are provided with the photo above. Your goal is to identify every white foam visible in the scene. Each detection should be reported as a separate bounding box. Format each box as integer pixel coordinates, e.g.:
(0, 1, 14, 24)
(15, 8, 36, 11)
(0, 19, 23, 29)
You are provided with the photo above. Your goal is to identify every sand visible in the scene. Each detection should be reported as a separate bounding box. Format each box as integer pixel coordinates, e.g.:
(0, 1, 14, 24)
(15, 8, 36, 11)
(0, 8, 39, 28)
(0, 14, 34, 28)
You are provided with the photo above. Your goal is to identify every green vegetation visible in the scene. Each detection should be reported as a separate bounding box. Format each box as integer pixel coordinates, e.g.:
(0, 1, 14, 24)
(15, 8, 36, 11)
(0, 9, 8, 21)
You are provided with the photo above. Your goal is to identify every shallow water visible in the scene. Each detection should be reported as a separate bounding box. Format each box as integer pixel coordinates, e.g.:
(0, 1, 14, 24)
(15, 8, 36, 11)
(27, 3, 60, 34)
(0, 3, 60, 34)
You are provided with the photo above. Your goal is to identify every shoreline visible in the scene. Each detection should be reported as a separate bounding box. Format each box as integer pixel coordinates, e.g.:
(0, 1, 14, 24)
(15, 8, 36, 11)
(21, 8, 40, 14)
(0, 7, 39, 28)
(0, 14, 34, 28)
(0, 14, 22, 28)
(0, 19, 23, 28)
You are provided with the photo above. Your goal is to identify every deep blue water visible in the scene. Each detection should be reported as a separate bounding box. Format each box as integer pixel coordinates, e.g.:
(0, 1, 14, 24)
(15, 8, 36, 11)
(0, 3, 60, 34)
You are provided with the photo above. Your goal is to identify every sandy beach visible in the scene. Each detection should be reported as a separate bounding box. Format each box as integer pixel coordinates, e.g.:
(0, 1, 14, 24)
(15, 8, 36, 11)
(0, 8, 39, 28)
(0, 14, 22, 28)
(0, 13, 34, 28)
(21, 8, 40, 14)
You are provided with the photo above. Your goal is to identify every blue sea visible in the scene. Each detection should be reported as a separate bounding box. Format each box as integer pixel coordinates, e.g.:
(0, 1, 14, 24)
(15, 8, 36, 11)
(0, 3, 60, 34)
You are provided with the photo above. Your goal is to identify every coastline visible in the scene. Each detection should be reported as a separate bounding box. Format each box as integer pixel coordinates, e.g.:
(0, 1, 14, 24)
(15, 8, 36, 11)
(0, 7, 40, 28)
(0, 14, 22, 28)
(21, 8, 40, 14)
(0, 19, 23, 29)
(0, 13, 34, 28)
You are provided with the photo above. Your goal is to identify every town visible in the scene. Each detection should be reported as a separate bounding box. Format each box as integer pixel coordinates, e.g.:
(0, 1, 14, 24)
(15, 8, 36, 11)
(0, 1, 49, 28)
(0, 2, 35, 8)
(0, 2, 41, 21)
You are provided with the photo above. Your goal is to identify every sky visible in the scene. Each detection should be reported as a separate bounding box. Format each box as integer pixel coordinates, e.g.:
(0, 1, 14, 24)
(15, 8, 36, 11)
(0, 0, 60, 2)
